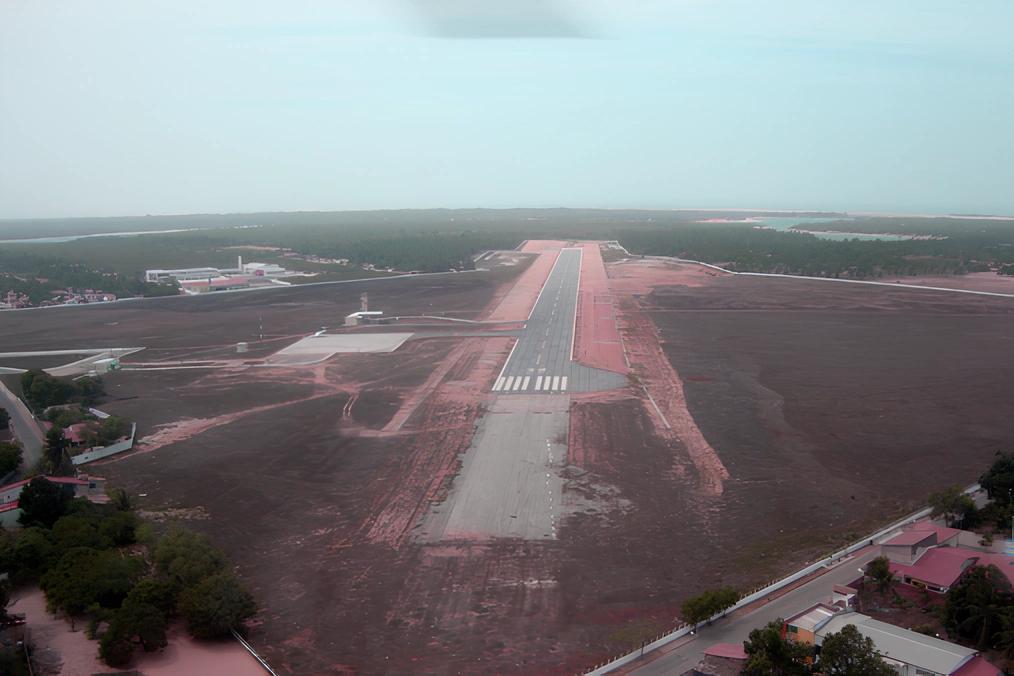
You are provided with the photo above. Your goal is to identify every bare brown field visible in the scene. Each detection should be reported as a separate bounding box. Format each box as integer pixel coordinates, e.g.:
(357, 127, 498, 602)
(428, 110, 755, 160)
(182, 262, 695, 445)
(641, 269, 1014, 578)
(3, 252, 1014, 674)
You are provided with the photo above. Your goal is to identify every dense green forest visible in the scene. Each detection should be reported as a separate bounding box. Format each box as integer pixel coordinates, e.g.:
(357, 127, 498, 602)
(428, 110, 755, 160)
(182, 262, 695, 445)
(619, 224, 1009, 277)
(2, 210, 1014, 302)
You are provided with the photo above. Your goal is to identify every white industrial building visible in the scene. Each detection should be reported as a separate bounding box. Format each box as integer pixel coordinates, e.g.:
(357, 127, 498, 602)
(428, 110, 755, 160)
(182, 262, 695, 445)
(145, 267, 223, 283)
(146, 257, 291, 285)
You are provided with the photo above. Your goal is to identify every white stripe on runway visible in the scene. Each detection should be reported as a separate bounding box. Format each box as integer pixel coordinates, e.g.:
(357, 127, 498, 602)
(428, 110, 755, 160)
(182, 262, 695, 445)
(543, 377, 553, 391)
(560, 376, 568, 392)
(521, 376, 530, 390)
(551, 376, 560, 391)
(535, 376, 544, 390)
(512, 377, 522, 391)
(504, 376, 515, 391)
(493, 377, 505, 392)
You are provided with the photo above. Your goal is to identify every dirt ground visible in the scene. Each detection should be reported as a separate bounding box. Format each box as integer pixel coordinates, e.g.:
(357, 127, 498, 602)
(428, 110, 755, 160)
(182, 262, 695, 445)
(4, 251, 1014, 674)
(640, 270, 1014, 578)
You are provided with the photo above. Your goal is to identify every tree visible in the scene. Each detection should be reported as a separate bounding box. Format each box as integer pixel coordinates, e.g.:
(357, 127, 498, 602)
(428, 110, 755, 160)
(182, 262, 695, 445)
(99, 626, 135, 667)
(43, 426, 69, 473)
(742, 619, 811, 675)
(928, 485, 977, 528)
(51, 514, 110, 551)
(944, 564, 1013, 650)
(0, 407, 9, 430)
(40, 547, 144, 617)
(9, 527, 55, 578)
(96, 416, 130, 445)
(153, 528, 225, 588)
(21, 370, 74, 411)
(818, 624, 896, 675)
(107, 487, 132, 512)
(75, 377, 105, 406)
(980, 451, 1014, 506)
(180, 572, 256, 639)
(111, 601, 168, 653)
(18, 477, 71, 528)
(124, 579, 177, 617)
(98, 510, 139, 546)
(865, 556, 894, 595)
(0, 441, 22, 475)
(680, 587, 740, 628)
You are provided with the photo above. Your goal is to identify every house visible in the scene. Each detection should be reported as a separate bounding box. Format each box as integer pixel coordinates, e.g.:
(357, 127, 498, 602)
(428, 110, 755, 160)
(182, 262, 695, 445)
(63, 422, 94, 448)
(889, 547, 979, 593)
(0, 475, 108, 527)
(784, 603, 843, 645)
(681, 643, 747, 676)
(814, 612, 1000, 676)
(881, 529, 941, 564)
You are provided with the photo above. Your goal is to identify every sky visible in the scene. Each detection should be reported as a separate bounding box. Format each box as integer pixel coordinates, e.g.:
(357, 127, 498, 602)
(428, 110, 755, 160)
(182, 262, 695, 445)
(1, 1, 1012, 219)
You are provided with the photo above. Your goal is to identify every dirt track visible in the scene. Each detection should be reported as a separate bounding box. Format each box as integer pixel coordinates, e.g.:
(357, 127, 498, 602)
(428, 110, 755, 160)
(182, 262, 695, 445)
(4, 250, 1014, 673)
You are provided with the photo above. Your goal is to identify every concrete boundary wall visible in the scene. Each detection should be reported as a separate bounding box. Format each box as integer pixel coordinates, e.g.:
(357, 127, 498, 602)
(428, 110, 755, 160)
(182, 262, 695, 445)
(231, 629, 278, 675)
(71, 424, 136, 465)
(585, 484, 980, 675)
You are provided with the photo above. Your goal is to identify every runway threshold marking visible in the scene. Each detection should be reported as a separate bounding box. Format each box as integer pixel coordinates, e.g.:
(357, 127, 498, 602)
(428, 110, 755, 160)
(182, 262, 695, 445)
(521, 376, 530, 390)
(512, 378, 522, 391)
(560, 376, 568, 391)
(551, 376, 560, 390)
(493, 377, 505, 391)
(504, 376, 515, 391)
(535, 376, 544, 390)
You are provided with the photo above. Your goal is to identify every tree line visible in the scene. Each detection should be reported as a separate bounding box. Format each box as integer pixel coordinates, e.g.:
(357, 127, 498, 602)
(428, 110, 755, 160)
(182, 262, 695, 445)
(5, 211, 1014, 297)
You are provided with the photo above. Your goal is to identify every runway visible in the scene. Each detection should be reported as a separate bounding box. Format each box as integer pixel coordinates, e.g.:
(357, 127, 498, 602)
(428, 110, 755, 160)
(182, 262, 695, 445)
(491, 248, 625, 394)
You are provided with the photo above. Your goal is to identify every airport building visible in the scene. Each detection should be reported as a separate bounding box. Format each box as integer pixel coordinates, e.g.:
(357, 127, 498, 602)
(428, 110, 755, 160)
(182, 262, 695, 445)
(145, 267, 224, 283)
(145, 256, 293, 292)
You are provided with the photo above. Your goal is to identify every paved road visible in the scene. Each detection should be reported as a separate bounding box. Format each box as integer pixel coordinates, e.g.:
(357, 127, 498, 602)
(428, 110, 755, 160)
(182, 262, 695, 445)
(627, 548, 880, 675)
(0, 380, 44, 468)
(492, 248, 624, 394)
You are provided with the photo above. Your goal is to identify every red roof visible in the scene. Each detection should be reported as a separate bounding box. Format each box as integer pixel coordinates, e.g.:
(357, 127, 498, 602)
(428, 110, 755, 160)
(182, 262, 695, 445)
(704, 643, 747, 660)
(883, 529, 937, 546)
(46, 476, 89, 485)
(890, 547, 978, 588)
(0, 476, 91, 495)
(973, 553, 1014, 586)
(952, 655, 1002, 676)
(909, 521, 961, 542)
(64, 422, 91, 444)
(0, 479, 31, 494)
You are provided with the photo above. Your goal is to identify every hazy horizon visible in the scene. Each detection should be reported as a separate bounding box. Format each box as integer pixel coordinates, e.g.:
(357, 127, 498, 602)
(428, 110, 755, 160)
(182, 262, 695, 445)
(2, 1, 1012, 219)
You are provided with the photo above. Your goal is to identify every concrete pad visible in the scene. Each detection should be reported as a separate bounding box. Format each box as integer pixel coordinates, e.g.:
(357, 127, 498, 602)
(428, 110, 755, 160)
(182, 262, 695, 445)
(265, 332, 413, 365)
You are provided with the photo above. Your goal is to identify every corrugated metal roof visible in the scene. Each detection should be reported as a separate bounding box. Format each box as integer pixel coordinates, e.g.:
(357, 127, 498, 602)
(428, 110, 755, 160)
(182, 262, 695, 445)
(817, 612, 976, 674)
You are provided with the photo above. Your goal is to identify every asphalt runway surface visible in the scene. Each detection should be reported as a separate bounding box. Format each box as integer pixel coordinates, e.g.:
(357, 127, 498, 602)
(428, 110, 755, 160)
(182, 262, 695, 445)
(421, 395, 570, 541)
(492, 247, 625, 394)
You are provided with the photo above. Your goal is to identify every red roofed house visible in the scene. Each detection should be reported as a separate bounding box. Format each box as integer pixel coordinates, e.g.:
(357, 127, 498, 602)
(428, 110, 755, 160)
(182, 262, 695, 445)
(64, 422, 93, 447)
(682, 643, 747, 676)
(907, 521, 961, 546)
(881, 521, 1010, 594)
(889, 547, 980, 594)
(0, 475, 108, 527)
